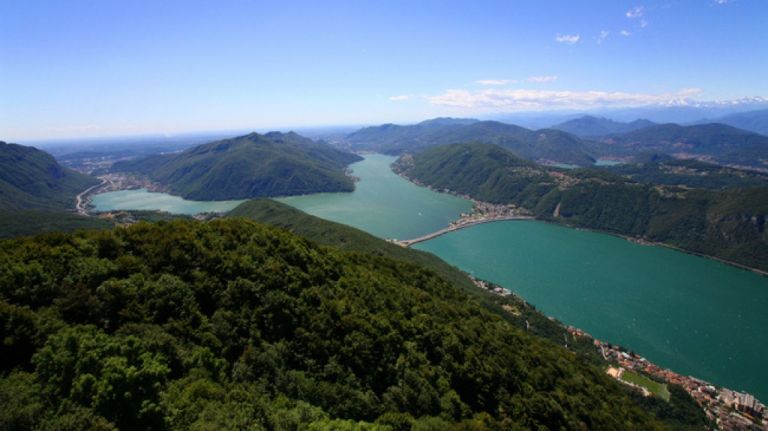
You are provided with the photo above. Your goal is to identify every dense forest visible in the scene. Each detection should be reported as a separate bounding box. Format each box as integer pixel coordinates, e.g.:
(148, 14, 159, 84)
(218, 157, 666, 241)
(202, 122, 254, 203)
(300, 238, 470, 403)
(1, 218, 676, 430)
(395, 142, 768, 272)
(112, 132, 362, 200)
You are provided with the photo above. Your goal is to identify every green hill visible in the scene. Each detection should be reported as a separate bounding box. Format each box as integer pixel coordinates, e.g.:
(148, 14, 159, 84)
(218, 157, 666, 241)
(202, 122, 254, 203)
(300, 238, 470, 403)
(112, 132, 362, 200)
(0, 141, 109, 236)
(552, 115, 656, 137)
(346, 119, 596, 166)
(0, 218, 666, 430)
(0, 141, 98, 211)
(397, 142, 768, 272)
(597, 123, 768, 169)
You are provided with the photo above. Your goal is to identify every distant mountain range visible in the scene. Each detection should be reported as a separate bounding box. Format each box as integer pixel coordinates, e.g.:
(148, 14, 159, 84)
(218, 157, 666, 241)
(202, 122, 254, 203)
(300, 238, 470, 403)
(490, 98, 768, 129)
(551, 116, 657, 137)
(346, 118, 596, 166)
(112, 131, 362, 200)
(692, 108, 768, 136)
(395, 142, 768, 272)
(346, 116, 768, 170)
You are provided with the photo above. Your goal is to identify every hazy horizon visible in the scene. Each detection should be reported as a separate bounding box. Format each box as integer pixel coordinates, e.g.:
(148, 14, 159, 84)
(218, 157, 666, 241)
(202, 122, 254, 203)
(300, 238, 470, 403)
(2, 0, 767, 140)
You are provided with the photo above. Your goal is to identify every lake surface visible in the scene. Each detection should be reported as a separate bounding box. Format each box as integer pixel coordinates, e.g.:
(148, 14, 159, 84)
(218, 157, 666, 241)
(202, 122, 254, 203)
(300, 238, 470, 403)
(277, 154, 473, 240)
(595, 159, 624, 166)
(414, 221, 768, 400)
(91, 188, 245, 214)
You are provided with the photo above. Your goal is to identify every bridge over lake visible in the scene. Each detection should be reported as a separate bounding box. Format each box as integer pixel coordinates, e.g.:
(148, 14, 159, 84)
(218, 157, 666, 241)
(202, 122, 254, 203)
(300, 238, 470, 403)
(394, 215, 534, 247)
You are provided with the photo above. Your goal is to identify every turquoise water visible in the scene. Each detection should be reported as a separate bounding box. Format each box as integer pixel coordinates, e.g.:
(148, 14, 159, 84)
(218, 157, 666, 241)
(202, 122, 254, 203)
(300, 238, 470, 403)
(277, 154, 473, 240)
(595, 159, 623, 166)
(91, 188, 245, 214)
(414, 221, 768, 400)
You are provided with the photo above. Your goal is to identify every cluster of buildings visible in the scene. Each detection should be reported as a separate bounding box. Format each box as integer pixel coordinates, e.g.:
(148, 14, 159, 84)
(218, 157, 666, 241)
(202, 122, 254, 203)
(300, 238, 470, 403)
(566, 327, 767, 430)
(453, 200, 531, 226)
(95, 173, 165, 194)
(471, 277, 512, 297)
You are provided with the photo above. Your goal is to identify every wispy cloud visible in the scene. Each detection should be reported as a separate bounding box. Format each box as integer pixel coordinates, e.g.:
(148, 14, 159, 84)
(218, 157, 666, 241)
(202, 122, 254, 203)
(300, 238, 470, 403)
(388, 95, 410, 101)
(555, 34, 581, 45)
(620, 29, 632, 36)
(426, 87, 703, 111)
(528, 75, 558, 83)
(626, 6, 645, 18)
(714, 0, 732, 4)
(475, 79, 515, 86)
(597, 30, 609, 44)
(640, 19, 649, 28)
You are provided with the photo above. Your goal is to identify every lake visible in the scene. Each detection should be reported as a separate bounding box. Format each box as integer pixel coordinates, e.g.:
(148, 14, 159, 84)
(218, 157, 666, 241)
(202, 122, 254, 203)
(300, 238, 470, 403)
(414, 220, 768, 400)
(90, 154, 472, 240)
(277, 154, 473, 240)
(90, 188, 245, 214)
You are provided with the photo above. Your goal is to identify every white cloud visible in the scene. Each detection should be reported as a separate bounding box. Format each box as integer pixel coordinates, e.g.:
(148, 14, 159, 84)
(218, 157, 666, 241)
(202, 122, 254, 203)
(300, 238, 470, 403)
(528, 75, 558, 83)
(425, 87, 704, 111)
(388, 95, 410, 101)
(620, 29, 632, 36)
(597, 30, 609, 44)
(626, 6, 644, 18)
(475, 79, 515, 86)
(640, 19, 649, 28)
(555, 34, 581, 45)
(714, 0, 732, 4)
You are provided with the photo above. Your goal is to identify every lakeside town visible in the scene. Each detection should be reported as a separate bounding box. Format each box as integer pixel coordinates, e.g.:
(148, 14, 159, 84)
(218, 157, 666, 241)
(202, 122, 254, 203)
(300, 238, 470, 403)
(74, 173, 166, 215)
(569, 326, 767, 431)
(469, 275, 766, 431)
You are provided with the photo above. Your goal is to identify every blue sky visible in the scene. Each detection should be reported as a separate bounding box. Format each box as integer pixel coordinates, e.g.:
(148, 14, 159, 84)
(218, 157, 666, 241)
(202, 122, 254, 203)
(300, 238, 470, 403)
(1, 0, 766, 140)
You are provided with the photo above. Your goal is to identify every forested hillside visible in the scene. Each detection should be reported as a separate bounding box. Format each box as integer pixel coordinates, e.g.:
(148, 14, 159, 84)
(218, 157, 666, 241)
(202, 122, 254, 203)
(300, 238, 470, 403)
(0, 141, 98, 211)
(112, 132, 362, 200)
(594, 123, 768, 169)
(0, 141, 109, 236)
(600, 156, 768, 190)
(0, 219, 668, 430)
(396, 143, 768, 272)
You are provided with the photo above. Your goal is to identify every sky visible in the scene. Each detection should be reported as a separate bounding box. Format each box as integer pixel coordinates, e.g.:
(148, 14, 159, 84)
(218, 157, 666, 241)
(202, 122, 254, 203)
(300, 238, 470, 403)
(1, 0, 767, 140)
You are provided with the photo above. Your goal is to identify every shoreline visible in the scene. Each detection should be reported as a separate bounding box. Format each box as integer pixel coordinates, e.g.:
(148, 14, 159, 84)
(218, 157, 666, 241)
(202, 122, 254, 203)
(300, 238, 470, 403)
(391, 163, 768, 278)
(472, 275, 767, 429)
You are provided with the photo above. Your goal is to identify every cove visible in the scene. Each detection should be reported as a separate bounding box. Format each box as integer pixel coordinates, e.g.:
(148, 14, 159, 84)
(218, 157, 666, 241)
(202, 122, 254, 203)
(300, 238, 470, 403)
(91, 188, 245, 214)
(413, 220, 768, 400)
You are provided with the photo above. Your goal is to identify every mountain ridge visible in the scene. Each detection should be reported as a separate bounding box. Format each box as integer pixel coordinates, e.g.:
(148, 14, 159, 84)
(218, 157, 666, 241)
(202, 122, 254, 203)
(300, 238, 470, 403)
(346, 119, 596, 166)
(112, 132, 362, 200)
(552, 115, 657, 137)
